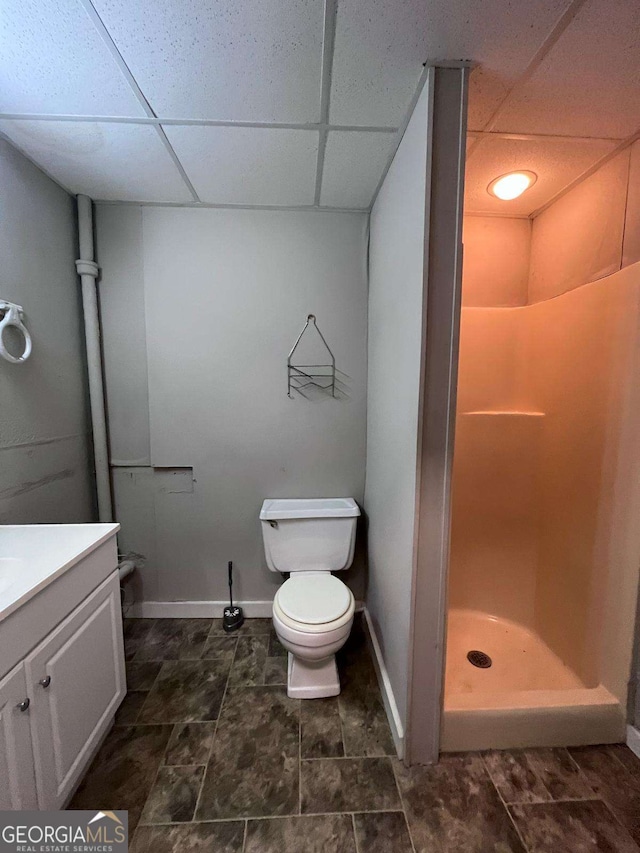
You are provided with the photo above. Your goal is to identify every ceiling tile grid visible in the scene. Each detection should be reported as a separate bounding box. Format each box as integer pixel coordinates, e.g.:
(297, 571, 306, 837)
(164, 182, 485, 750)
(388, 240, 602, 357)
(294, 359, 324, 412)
(0, 0, 145, 117)
(163, 125, 319, 205)
(0, 120, 193, 202)
(90, 0, 326, 123)
(320, 130, 397, 208)
(329, 0, 427, 128)
(2, 0, 640, 212)
(493, 0, 640, 139)
(331, 0, 573, 130)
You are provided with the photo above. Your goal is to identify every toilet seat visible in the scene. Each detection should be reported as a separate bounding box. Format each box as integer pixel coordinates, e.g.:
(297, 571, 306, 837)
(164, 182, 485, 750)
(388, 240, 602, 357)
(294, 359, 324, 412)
(274, 574, 354, 635)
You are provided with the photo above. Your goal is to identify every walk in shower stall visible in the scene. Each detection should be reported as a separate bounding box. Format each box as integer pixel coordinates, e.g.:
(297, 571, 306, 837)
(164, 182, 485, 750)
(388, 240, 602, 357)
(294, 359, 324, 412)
(443, 144, 640, 750)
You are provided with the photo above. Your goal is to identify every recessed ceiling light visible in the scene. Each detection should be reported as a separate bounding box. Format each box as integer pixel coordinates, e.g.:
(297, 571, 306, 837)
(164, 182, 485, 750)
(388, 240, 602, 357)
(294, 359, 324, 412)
(487, 171, 537, 201)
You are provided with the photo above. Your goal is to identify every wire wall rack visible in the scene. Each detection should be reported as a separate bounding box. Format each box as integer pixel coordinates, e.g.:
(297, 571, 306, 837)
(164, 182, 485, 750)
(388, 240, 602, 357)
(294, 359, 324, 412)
(287, 314, 336, 399)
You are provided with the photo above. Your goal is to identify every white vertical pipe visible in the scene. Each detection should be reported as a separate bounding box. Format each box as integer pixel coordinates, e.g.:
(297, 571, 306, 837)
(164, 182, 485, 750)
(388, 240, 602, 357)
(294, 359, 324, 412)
(76, 194, 113, 522)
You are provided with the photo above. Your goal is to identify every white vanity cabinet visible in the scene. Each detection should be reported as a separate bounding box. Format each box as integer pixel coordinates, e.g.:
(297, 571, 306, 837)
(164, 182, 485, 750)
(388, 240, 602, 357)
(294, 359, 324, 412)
(25, 572, 125, 809)
(0, 523, 124, 811)
(0, 663, 38, 809)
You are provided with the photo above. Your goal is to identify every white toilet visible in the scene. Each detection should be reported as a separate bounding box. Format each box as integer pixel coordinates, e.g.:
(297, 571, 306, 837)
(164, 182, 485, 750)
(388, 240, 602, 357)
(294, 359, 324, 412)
(260, 497, 360, 699)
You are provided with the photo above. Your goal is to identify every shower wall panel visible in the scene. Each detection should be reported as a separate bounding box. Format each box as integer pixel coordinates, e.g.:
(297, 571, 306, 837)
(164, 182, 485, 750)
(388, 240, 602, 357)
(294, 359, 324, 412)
(450, 411, 543, 627)
(525, 266, 640, 689)
(462, 216, 531, 307)
(529, 146, 637, 303)
(456, 307, 529, 413)
(453, 209, 640, 700)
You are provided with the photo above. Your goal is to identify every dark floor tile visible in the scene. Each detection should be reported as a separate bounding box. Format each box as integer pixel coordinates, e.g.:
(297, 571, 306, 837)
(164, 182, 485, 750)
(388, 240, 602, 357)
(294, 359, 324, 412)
(301, 757, 401, 814)
(134, 619, 212, 661)
(130, 821, 244, 853)
(138, 659, 230, 723)
(483, 750, 551, 803)
(196, 686, 300, 819)
(210, 617, 272, 636)
(115, 691, 147, 726)
(268, 629, 287, 657)
(123, 619, 157, 661)
(214, 685, 300, 755)
(301, 698, 344, 758)
(510, 799, 639, 852)
(264, 656, 288, 685)
(609, 744, 640, 777)
(338, 682, 395, 757)
(164, 722, 215, 766)
(570, 746, 640, 810)
(197, 751, 299, 819)
(227, 636, 269, 688)
(526, 748, 596, 801)
(394, 754, 526, 853)
(140, 765, 204, 824)
(569, 746, 640, 843)
(353, 812, 413, 853)
(335, 623, 395, 758)
(126, 661, 163, 691)
(245, 815, 356, 853)
(69, 724, 171, 831)
(201, 635, 237, 662)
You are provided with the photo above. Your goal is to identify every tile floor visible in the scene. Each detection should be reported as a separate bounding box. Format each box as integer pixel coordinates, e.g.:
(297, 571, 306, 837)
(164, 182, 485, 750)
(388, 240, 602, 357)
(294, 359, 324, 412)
(70, 615, 640, 852)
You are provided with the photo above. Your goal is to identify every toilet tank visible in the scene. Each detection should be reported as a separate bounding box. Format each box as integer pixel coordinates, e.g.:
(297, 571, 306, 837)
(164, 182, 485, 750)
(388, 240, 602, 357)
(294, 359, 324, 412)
(260, 498, 360, 573)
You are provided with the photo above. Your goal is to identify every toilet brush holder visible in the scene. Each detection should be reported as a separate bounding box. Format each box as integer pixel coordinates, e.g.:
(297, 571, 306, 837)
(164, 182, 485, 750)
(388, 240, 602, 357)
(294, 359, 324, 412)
(223, 561, 244, 632)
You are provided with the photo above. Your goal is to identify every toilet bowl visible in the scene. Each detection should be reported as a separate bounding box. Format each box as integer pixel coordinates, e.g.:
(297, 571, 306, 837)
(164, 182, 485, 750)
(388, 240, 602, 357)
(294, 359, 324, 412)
(273, 572, 355, 698)
(260, 498, 360, 699)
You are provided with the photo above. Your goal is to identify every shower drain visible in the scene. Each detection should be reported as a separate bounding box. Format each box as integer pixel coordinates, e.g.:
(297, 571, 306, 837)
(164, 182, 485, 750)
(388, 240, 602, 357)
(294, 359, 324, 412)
(467, 650, 492, 669)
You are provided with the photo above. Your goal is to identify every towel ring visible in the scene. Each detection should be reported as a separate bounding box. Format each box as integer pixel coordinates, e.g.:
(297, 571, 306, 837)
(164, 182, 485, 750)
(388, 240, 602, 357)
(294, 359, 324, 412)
(0, 301, 32, 364)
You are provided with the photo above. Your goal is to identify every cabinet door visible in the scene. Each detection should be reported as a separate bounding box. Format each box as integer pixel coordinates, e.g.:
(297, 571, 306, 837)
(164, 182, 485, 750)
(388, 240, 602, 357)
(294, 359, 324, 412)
(25, 571, 125, 810)
(0, 663, 38, 809)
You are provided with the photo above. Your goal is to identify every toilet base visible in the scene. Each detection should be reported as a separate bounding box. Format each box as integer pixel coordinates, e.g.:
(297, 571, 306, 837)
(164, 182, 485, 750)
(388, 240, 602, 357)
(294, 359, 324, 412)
(287, 652, 340, 699)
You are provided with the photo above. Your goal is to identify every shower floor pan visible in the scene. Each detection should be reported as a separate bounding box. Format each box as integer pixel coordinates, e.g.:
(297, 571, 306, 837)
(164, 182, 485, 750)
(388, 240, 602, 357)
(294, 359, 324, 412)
(442, 608, 624, 752)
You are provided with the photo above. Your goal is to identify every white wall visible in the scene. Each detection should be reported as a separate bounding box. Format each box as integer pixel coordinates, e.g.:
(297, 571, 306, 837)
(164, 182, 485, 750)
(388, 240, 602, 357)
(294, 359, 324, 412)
(364, 83, 431, 725)
(0, 138, 93, 523)
(96, 206, 369, 604)
(97, 205, 150, 467)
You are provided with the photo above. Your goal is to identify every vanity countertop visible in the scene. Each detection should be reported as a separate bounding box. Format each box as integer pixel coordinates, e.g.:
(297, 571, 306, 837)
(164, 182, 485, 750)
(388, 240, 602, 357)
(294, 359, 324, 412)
(0, 523, 120, 622)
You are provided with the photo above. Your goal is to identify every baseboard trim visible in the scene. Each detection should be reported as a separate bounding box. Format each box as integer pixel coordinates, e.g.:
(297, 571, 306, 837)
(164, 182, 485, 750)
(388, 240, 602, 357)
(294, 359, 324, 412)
(627, 725, 640, 758)
(362, 607, 405, 759)
(128, 600, 274, 618)
(129, 599, 365, 619)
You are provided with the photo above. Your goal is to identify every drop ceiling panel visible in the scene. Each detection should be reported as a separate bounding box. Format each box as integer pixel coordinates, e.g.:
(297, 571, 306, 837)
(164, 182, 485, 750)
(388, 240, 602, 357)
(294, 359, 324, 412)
(0, 121, 192, 202)
(330, 0, 572, 128)
(0, 0, 145, 117)
(465, 134, 619, 216)
(321, 131, 396, 208)
(90, 0, 325, 122)
(468, 67, 513, 133)
(494, 0, 640, 138)
(163, 126, 319, 205)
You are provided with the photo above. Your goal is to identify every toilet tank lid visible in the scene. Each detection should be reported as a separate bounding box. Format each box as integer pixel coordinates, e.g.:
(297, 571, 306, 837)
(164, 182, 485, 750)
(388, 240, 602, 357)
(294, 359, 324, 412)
(260, 498, 360, 520)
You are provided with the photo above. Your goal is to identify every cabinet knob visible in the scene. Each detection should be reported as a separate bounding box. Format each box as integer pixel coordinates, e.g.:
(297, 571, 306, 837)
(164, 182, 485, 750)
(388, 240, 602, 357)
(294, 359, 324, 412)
(39, 675, 51, 689)
(16, 698, 30, 712)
